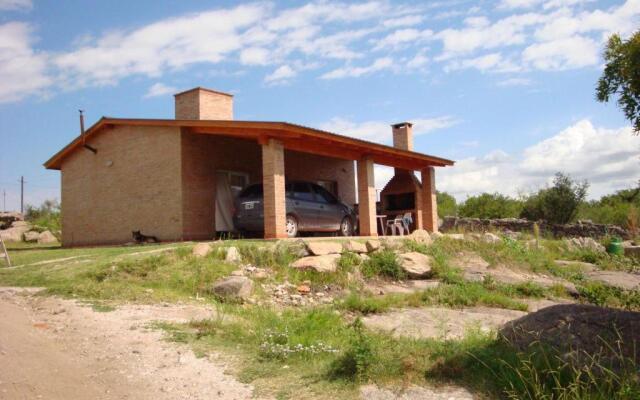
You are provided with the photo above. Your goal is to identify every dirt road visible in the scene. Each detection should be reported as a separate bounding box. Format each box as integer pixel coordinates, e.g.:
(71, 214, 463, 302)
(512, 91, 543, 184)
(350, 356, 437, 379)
(0, 287, 256, 400)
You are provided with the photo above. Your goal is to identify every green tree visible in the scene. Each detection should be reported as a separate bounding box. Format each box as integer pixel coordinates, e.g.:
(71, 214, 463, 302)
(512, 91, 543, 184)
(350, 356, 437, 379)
(521, 173, 589, 224)
(459, 193, 523, 219)
(436, 191, 457, 218)
(25, 199, 61, 232)
(596, 31, 640, 133)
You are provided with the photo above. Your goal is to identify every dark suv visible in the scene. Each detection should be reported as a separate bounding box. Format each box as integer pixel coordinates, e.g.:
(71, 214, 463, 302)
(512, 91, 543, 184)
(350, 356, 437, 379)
(233, 181, 357, 237)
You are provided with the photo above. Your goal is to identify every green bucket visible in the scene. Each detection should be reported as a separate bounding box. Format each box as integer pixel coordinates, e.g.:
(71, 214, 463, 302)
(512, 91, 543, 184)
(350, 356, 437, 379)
(606, 236, 624, 256)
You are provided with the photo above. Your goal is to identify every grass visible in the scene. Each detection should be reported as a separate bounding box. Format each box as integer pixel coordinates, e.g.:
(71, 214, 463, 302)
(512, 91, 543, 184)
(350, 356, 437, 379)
(0, 243, 236, 302)
(156, 304, 640, 400)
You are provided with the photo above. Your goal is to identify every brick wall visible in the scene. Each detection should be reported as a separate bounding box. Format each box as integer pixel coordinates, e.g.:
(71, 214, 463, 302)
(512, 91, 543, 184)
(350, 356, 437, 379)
(175, 89, 233, 120)
(180, 133, 357, 238)
(61, 125, 183, 246)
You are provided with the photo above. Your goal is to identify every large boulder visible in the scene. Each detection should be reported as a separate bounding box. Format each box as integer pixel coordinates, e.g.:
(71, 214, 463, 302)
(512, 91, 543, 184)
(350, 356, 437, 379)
(623, 243, 640, 259)
(192, 243, 212, 257)
(365, 239, 381, 252)
(0, 212, 23, 229)
(564, 237, 605, 253)
(210, 276, 253, 301)
(343, 240, 367, 253)
(397, 252, 434, 279)
(0, 222, 30, 242)
(23, 231, 40, 243)
(37, 231, 58, 244)
(305, 241, 343, 256)
(290, 254, 340, 273)
(225, 246, 242, 263)
(408, 229, 432, 245)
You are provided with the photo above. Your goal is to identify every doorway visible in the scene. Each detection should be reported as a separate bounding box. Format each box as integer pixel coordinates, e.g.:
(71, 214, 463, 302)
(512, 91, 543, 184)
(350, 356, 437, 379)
(215, 170, 249, 232)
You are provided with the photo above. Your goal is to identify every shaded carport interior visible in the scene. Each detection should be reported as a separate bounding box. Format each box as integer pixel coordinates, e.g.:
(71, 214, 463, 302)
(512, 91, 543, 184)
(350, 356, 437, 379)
(45, 117, 454, 239)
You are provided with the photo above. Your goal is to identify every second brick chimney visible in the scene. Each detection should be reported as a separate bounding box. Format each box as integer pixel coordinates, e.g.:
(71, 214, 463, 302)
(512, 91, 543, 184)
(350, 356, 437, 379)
(392, 122, 413, 151)
(174, 87, 234, 120)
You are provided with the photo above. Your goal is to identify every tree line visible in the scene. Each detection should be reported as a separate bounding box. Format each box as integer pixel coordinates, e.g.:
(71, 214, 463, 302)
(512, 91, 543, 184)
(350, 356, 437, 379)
(437, 172, 639, 234)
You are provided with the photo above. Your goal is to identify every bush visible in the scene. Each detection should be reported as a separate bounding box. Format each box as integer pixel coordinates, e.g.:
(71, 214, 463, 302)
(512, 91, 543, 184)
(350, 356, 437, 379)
(24, 199, 61, 232)
(361, 250, 405, 280)
(459, 193, 523, 219)
(437, 191, 457, 218)
(521, 172, 589, 224)
(328, 319, 374, 381)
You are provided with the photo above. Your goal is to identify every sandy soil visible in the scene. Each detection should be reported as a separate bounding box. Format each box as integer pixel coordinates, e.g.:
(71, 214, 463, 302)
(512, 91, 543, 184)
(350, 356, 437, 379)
(0, 287, 257, 400)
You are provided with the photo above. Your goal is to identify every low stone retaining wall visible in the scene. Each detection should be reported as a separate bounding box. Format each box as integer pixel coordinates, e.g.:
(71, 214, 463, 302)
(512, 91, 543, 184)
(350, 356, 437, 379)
(441, 217, 631, 240)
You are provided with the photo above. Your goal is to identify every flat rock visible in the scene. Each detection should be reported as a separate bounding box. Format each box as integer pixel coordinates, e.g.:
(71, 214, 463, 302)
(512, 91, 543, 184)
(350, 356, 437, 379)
(23, 231, 40, 243)
(305, 241, 343, 255)
(360, 384, 475, 400)
(364, 280, 440, 296)
(397, 252, 433, 279)
(564, 237, 605, 253)
(210, 276, 253, 300)
(482, 232, 501, 244)
(225, 246, 241, 263)
(554, 259, 598, 272)
(192, 243, 212, 257)
(365, 239, 381, 252)
(343, 240, 368, 253)
(290, 254, 340, 273)
(585, 270, 640, 291)
(624, 245, 640, 259)
(37, 231, 58, 244)
(363, 306, 526, 340)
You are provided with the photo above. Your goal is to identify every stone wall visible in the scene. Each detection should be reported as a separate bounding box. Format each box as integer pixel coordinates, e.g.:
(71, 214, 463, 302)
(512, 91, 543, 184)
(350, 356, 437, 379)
(441, 216, 631, 239)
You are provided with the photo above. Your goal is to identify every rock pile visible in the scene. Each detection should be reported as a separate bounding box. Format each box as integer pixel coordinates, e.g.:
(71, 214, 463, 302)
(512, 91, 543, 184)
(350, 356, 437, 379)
(441, 216, 630, 240)
(0, 218, 58, 244)
(289, 239, 385, 273)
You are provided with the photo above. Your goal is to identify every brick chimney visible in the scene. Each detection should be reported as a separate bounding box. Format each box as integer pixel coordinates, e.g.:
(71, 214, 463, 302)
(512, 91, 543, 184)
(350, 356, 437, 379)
(392, 122, 413, 151)
(174, 87, 233, 120)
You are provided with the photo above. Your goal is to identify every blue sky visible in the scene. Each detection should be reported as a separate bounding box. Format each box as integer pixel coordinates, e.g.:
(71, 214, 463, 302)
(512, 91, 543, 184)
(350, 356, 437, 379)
(0, 0, 638, 211)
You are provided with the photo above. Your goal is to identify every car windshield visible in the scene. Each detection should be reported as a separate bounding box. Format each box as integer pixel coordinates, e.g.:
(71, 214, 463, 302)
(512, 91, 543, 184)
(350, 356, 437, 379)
(238, 184, 263, 198)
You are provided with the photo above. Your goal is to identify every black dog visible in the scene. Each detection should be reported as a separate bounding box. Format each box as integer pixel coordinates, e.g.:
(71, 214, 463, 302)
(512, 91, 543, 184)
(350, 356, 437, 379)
(132, 230, 159, 244)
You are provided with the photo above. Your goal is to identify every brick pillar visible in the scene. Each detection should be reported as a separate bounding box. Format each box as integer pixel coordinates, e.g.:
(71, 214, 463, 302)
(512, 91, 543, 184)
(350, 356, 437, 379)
(357, 157, 377, 237)
(262, 139, 286, 239)
(420, 167, 438, 232)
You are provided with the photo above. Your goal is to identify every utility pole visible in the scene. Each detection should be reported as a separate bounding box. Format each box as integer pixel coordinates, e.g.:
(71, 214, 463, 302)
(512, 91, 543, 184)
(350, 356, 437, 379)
(20, 176, 24, 215)
(2, 190, 5, 212)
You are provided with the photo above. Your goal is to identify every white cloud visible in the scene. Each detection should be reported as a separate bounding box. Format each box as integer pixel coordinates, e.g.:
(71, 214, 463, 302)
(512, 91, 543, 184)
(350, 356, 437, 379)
(446, 52, 521, 73)
(264, 65, 296, 84)
(320, 57, 393, 79)
(144, 82, 176, 98)
(319, 116, 458, 144)
(54, 4, 268, 87)
(373, 28, 433, 50)
(522, 35, 598, 70)
(239, 47, 270, 66)
(0, 0, 31, 11)
(0, 22, 51, 103)
(407, 52, 429, 69)
(383, 15, 424, 28)
(439, 120, 639, 200)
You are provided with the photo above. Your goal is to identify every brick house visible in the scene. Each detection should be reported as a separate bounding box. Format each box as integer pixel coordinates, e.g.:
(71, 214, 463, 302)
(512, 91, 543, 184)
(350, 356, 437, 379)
(44, 87, 454, 246)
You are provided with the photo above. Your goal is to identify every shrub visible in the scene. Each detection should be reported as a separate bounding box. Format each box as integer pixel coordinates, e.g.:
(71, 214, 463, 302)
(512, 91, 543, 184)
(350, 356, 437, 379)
(521, 172, 589, 224)
(328, 319, 374, 381)
(361, 250, 405, 280)
(24, 199, 61, 233)
(459, 193, 523, 219)
(437, 191, 458, 218)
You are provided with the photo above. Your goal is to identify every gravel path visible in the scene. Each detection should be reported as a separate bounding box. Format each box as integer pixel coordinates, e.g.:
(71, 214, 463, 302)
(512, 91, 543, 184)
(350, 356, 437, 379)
(0, 287, 257, 400)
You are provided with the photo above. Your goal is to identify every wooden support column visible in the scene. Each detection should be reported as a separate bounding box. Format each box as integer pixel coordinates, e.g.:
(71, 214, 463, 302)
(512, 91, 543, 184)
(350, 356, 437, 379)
(420, 167, 438, 233)
(262, 138, 287, 239)
(357, 156, 377, 237)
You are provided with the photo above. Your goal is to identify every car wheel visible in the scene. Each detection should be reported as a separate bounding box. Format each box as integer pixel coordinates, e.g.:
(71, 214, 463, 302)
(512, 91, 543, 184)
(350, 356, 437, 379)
(286, 215, 298, 238)
(339, 217, 353, 237)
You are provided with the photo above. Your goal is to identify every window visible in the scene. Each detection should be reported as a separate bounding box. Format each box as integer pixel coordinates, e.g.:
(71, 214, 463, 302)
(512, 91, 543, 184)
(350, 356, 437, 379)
(238, 184, 263, 198)
(312, 184, 338, 204)
(316, 180, 338, 196)
(293, 182, 315, 201)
